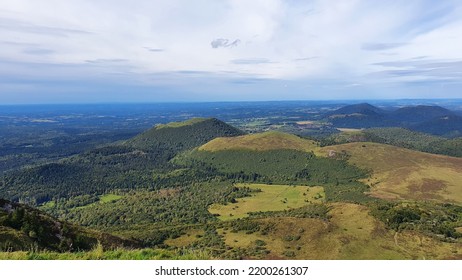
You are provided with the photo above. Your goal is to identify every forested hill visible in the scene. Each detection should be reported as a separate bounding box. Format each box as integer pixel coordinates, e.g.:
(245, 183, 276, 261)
(0, 118, 244, 204)
(390, 105, 453, 123)
(324, 103, 390, 128)
(325, 103, 385, 116)
(411, 115, 462, 137)
(0, 199, 138, 252)
(125, 117, 244, 152)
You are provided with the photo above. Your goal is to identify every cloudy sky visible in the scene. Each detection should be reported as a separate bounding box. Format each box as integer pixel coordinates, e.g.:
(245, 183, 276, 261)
(1, 0, 462, 104)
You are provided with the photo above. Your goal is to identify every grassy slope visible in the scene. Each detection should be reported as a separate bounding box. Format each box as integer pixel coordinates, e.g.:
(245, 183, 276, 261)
(199, 131, 320, 153)
(208, 183, 324, 221)
(218, 203, 462, 259)
(320, 142, 462, 204)
(155, 118, 208, 129)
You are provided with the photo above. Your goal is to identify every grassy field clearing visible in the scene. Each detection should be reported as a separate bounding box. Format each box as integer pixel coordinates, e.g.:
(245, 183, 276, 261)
(72, 194, 124, 210)
(336, 128, 363, 132)
(99, 194, 123, 203)
(208, 183, 324, 221)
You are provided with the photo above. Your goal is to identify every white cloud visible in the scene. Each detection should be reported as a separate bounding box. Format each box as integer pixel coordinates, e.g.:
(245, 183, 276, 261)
(0, 0, 461, 102)
(211, 38, 240, 48)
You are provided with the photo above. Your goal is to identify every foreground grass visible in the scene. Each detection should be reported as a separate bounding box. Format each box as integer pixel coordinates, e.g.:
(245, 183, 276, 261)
(0, 245, 212, 260)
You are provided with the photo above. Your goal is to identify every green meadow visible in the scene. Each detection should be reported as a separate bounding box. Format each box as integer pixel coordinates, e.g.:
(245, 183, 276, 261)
(208, 183, 324, 221)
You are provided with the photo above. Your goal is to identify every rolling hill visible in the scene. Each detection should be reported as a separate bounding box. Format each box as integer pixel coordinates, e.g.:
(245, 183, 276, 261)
(411, 115, 462, 137)
(178, 131, 371, 203)
(325, 103, 389, 128)
(194, 131, 462, 206)
(326, 103, 386, 116)
(320, 142, 462, 204)
(199, 131, 319, 153)
(390, 105, 453, 123)
(0, 118, 244, 204)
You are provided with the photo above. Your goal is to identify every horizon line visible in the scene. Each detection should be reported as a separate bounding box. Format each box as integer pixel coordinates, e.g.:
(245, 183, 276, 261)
(2, 98, 462, 106)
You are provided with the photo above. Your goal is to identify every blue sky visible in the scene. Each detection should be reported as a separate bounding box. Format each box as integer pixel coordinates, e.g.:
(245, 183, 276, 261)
(1, 0, 461, 104)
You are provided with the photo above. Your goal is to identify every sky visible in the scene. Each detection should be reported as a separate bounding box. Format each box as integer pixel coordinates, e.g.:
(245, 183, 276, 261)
(1, 0, 462, 104)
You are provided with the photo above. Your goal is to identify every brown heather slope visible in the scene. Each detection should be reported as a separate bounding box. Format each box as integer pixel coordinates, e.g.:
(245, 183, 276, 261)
(319, 142, 462, 204)
(199, 131, 320, 153)
(215, 203, 462, 259)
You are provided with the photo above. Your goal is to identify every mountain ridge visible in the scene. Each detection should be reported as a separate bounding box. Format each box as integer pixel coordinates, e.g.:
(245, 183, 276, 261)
(326, 103, 462, 135)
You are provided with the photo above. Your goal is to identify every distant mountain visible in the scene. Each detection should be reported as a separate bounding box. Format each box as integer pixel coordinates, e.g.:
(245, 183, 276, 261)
(390, 105, 453, 123)
(411, 115, 462, 137)
(326, 103, 385, 116)
(325, 103, 462, 136)
(325, 103, 389, 128)
(125, 117, 244, 152)
(0, 199, 137, 252)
